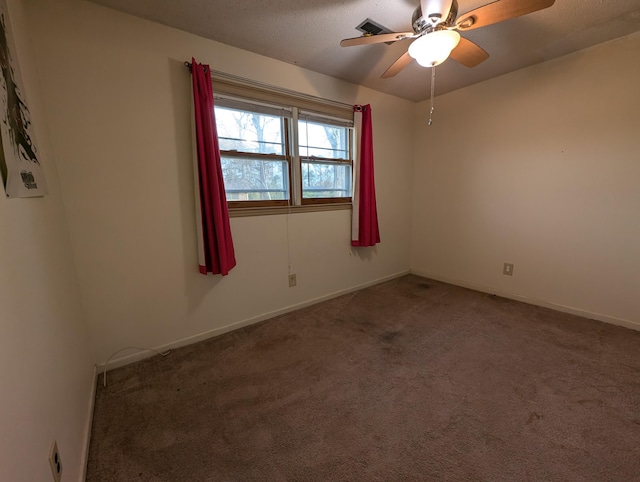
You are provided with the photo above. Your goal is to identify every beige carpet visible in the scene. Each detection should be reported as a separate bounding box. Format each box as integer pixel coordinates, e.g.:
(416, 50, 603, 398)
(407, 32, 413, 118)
(87, 275, 640, 481)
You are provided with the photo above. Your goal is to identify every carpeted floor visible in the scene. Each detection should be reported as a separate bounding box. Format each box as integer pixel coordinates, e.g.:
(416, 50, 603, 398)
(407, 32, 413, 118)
(86, 275, 640, 481)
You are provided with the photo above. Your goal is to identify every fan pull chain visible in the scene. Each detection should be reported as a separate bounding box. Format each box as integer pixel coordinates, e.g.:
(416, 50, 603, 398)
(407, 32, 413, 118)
(428, 65, 436, 126)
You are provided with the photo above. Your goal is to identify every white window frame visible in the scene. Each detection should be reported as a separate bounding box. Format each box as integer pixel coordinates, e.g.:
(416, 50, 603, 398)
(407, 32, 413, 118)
(297, 110, 353, 205)
(215, 96, 293, 208)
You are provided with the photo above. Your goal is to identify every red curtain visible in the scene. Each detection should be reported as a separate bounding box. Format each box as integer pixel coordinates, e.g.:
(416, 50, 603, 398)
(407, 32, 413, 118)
(191, 58, 236, 275)
(351, 104, 380, 247)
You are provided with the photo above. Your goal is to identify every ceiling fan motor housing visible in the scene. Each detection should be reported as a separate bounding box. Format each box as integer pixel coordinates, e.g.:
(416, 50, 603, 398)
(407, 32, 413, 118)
(413, 0, 458, 33)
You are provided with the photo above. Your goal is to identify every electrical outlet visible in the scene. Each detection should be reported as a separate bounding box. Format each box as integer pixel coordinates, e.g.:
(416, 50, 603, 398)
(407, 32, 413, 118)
(48, 440, 62, 482)
(503, 263, 514, 276)
(288, 273, 297, 287)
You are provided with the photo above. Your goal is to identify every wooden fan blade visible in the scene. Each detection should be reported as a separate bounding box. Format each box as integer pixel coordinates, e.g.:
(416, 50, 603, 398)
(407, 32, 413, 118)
(456, 0, 555, 31)
(381, 51, 414, 79)
(449, 37, 489, 67)
(340, 32, 415, 47)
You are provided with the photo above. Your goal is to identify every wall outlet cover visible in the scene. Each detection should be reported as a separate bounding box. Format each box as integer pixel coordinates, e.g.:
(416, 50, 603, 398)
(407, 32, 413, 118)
(48, 440, 62, 482)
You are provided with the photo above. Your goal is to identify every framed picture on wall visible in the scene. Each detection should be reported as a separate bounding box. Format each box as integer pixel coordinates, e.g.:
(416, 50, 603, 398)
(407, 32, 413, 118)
(0, 0, 46, 197)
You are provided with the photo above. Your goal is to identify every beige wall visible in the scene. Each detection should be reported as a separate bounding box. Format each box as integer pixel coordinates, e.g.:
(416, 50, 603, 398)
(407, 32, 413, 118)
(0, 0, 94, 481)
(28, 0, 415, 366)
(411, 32, 640, 328)
(4, 0, 639, 478)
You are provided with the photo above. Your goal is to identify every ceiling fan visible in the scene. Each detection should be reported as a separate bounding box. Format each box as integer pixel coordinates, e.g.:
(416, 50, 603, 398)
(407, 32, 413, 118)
(340, 0, 556, 78)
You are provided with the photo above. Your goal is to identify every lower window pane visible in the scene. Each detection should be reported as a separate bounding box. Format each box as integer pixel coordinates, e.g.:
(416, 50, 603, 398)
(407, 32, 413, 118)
(221, 158, 289, 201)
(302, 161, 351, 199)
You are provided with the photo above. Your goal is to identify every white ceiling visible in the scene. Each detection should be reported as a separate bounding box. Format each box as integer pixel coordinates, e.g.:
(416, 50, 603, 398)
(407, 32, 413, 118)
(87, 0, 640, 102)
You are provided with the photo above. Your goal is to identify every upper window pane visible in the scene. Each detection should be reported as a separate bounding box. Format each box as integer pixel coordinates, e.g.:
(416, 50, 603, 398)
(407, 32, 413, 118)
(215, 106, 285, 155)
(298, 120, 349, 160)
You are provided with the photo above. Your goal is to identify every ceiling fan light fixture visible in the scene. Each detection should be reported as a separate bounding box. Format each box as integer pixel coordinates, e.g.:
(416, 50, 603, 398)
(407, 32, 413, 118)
(408, 30, 461, 67)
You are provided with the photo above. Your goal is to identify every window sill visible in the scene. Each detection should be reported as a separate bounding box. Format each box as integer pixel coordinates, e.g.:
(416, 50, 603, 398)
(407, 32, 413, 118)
(228, 203, 351, 218)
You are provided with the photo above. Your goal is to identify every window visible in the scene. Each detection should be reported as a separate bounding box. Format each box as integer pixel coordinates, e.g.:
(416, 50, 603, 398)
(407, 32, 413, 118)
(299, 114, 352, 203)
(215, 100, 291, 207)
(212, 75, 354, 212)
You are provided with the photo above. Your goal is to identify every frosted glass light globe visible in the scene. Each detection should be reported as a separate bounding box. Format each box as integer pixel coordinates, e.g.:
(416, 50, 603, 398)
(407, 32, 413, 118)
(408, 30, 461, 67)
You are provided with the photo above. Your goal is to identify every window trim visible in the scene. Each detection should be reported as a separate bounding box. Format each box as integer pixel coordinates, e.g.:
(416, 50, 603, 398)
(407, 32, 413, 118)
(228, 202, 352, 218)
(211, 71, 354, 213)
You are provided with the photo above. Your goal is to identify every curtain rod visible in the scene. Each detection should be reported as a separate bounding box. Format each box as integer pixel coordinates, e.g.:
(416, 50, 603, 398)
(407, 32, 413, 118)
(184, 61, 353, 111)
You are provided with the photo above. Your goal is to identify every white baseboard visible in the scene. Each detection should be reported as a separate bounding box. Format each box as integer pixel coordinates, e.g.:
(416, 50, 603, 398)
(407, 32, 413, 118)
(80, 365, 97, 482)
(98, 270, 411, 372)
(411, 270, 640, 332)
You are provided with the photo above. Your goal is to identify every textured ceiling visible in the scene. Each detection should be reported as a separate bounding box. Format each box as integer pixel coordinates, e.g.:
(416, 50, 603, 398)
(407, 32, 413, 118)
(87, 0, 640, 102)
